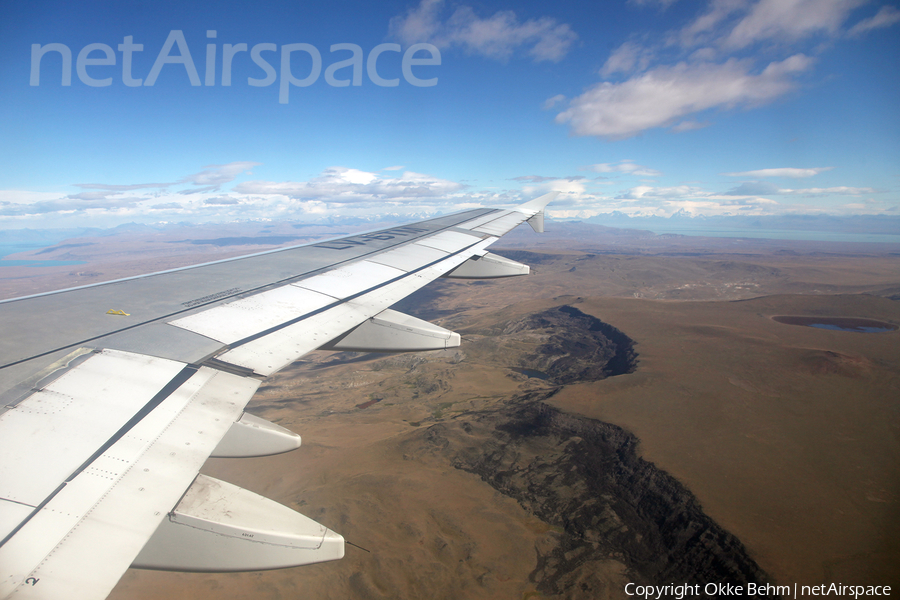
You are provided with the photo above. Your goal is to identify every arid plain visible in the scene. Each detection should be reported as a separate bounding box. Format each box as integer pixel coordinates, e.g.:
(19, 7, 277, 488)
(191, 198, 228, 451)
(3, 221, 898, 599)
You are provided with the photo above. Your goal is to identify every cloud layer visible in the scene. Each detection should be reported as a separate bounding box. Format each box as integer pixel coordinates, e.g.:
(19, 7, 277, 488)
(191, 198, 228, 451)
(234, 167, 464, 201)
(0, 159, 890, 229)
(0, 165, 484, 227)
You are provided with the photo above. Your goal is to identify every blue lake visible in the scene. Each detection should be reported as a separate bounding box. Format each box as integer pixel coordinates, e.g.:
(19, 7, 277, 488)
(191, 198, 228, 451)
(807, 323, 894, 333)
(0, 259, 86, 267)
(0, 243, 50, 258)
(0, 242, 85, 267)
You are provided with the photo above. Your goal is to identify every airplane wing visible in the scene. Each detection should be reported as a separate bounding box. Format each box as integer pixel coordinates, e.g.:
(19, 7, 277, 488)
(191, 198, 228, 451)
(0, 192, 557, 600)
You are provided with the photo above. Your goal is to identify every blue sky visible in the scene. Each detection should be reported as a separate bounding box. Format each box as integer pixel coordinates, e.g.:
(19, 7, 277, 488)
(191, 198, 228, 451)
(0, 0, 898, 229)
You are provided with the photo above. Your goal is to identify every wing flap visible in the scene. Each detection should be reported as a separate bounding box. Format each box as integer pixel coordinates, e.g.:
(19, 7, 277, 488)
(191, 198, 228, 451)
(0, 350, 187, 507)
(0, 367, 259, 600)
(214, 301, 370, 376)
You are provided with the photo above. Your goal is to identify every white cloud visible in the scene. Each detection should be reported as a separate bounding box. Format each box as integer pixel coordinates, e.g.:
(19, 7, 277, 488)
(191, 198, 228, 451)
(778, 186, 878, 195)
(66, 162, 260, 199)
(585, 160, 663, 177)
(673, 0, 867, 51)
(616, 184, 710, 200)
(204, 196, 241, 205)
(628, 0, 680, 7)
(673, 0, 748, 49)
(723, 167, 833, 177)
(542, 94, 566, 110)
(849, 5, 900, 35)
(688, 47, 718, 62)
(600, 41, 655, 76)
(723, 181, 781, 195)
(0, 193, 145, 216)
(670, 119, 711, 132)
(606, 183, 783, 216)
(723, 0, 867, 49)
(389, 0, 577, 62)
(538, 180, 786, 218)
(512, 175, 560, 183)
(235, 166, 463, 202)
(0, 190, 68, 204)
(179, 162, 261, 187)
(390, 0, 443, 45)
(557, 55, 813, 139)
(72, 182, 171, 192)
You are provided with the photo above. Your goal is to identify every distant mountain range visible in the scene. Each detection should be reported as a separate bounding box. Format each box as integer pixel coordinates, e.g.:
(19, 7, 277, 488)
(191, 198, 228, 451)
(581, 212, 900, 235)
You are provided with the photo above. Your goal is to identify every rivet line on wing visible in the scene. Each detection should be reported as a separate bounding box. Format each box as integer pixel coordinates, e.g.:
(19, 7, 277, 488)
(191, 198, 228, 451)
(0, 365, 199, 549)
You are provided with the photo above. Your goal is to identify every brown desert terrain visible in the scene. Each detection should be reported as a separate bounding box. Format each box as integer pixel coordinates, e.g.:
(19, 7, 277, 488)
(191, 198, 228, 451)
(2, 221, 898, 598)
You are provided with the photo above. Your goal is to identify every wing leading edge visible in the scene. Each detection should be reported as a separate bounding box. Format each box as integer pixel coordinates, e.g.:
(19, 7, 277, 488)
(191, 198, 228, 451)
(0, 192, 557, 600)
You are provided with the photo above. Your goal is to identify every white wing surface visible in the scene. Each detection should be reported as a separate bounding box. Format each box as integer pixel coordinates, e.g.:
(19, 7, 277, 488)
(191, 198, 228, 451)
(0, 192, 556, 600)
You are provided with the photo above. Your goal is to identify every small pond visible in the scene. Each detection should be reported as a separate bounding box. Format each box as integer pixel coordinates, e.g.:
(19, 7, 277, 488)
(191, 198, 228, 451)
(510, 367, 551, 380)
(772, 315, 897, 333)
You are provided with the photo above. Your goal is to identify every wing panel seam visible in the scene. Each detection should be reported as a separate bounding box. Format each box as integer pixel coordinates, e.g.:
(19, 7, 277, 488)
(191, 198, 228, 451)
(218, 235, 491, 352)
(0, 364, 198, 549)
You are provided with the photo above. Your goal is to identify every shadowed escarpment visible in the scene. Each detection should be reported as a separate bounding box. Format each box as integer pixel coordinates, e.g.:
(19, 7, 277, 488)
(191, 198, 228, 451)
(419, 393, 776, 598)
(516, 305, 638, 383)
(409, 306, 775, 598)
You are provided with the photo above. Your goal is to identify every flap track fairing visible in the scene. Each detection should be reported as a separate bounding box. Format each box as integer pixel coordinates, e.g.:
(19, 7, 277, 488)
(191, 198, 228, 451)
(442, 252, 530, 279)
(210, 412, 302, 458)
(132, 475, 344, 572)
(321, 308, 460, 352)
